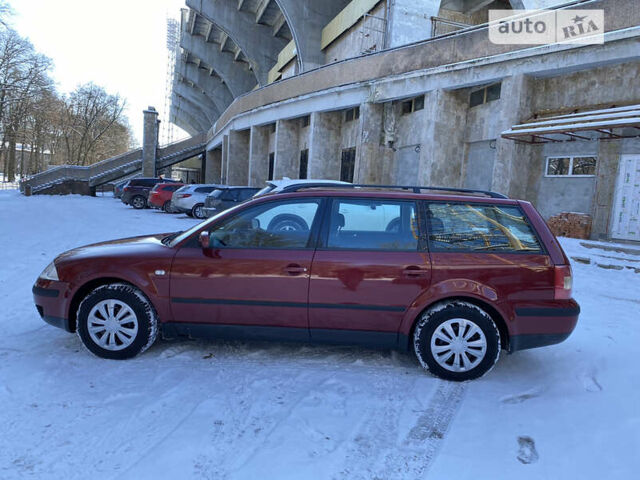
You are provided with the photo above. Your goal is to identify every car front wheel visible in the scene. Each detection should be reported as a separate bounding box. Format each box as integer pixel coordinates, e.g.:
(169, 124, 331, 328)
(413, 301, 500, 381)
(76, 283, 158, 360)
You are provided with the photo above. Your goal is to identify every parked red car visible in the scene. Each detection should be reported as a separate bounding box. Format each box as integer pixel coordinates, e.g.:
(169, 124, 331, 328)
(32, 185, 579, 381)
(148, 182, 185, 213)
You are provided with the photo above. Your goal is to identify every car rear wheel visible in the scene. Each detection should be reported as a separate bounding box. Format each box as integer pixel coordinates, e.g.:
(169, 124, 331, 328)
(413, 301, 500, 381)
(163, 201, 174, 213)
(131, 195, 146, 209)
(191, 203, 205, 219)
(76, 283, 158, 360)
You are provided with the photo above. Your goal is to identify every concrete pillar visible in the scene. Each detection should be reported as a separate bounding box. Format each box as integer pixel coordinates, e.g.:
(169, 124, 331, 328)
(274, 119, 299, 179)
(355, 102, 394, 184)
(491, 74, 535, 198)
(308, 111, 342, 180)
(227, 129, 250, 185)
(205, 148, 222, 183)
(142, 106, 159, 177)
(249, 125, 270, 186)
(221, 135, 229, 184)
(417, 89, 468, 187)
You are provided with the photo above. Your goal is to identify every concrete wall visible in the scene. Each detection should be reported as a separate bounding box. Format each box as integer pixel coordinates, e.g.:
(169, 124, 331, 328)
(324, 1, 386, 64)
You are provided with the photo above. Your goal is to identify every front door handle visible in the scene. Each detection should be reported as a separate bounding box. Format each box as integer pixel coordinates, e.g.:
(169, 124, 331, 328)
(284, 264, 308, 276)
(402, 265, 429, 278)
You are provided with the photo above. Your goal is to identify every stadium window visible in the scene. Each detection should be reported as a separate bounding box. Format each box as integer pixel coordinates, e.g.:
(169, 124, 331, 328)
(299, 149, 309, 179)
(470, 82, 502, 108)
(545, 156, 597, 177)
(344, 107, 359, 123)
(401, 95, 425, 115)
(268, 152, 275, 180)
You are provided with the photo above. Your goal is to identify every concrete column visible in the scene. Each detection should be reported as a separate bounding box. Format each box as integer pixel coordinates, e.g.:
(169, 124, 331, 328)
(355, 102, 394, 184)
(205, 148, 222, 183)
(221, 135, 229, 184)
(308, 111, 342, 180)
(249, 125, 270, 186)
(142, 106, 159, 177)
(417, 89, 468, 187)
(227, 129, 250, 185)
(274, 119, 299, 179)
(491, 74, 535, 198)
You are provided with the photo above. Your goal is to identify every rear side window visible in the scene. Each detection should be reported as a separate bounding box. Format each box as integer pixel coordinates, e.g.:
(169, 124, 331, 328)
(221, 189, 240, 201)
(164, 185, 181, 192)
(426, 203, 542, 252)
(327, 199, 419, 251)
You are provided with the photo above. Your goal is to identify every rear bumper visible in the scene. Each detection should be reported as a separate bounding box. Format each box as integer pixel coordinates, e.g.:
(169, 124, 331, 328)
(508, 301, 580, 352)
(33, 281, 72, 333)
(202, 207, 219, 218)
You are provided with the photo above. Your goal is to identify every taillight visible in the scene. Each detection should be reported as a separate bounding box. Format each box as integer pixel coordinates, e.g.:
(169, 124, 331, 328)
(177, 193, 191, 198)
(554, 265, 573, 299)
(124, 186, 130, 191)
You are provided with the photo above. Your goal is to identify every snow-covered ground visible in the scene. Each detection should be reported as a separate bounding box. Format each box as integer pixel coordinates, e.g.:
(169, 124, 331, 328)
(0, 190, 638, 479)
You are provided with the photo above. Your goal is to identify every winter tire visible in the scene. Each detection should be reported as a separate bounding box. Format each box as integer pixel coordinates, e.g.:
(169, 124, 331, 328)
(413, 301, 500, 381)
(131, 195, 146, 209)
(192, 203, 205, 219)
(76, 283, 158, 360)
(267, 214, 308, 232)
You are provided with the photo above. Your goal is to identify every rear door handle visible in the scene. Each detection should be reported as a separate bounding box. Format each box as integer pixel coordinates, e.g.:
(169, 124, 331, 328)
(284, 264, 308, 275)
(402, 266, 429, 278)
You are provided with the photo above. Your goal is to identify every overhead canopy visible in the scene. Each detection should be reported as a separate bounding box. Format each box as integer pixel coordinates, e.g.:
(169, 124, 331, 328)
(502, 104, 640, 143)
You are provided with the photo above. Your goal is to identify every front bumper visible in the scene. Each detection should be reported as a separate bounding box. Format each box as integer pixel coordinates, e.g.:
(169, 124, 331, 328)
(508, 300, 580, 352)
(33, 279, 72, 332)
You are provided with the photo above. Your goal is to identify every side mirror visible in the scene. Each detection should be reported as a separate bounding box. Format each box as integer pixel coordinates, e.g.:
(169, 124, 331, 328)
(199, 231, 210, 249)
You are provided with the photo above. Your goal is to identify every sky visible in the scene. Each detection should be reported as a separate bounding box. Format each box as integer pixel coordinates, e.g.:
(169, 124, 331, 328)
(9, 0, 188, 146)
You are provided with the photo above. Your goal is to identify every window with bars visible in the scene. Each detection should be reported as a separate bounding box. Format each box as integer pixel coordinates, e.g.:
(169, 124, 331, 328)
(340, 148, 356, 182)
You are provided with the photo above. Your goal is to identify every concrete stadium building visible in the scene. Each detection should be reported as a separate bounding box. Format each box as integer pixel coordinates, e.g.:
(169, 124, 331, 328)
(168, 0, 640, 242)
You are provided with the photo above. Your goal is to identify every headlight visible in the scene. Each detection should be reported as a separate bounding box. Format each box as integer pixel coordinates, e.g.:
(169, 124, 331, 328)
(40, 261, 59, 281)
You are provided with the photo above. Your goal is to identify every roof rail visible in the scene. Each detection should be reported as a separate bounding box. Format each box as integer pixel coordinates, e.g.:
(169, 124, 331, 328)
(280, 183, 508, 199)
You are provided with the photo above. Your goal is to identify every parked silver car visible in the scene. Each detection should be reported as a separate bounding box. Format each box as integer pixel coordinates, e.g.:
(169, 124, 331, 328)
(170, 184, 223, 218)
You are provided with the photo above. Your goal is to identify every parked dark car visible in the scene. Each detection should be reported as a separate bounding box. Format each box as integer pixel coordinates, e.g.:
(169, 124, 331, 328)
(202, 186, 261, 218)
(121, 177, 180, 209)
(33, 184, 579, 381)
(113, 179, 129, 199)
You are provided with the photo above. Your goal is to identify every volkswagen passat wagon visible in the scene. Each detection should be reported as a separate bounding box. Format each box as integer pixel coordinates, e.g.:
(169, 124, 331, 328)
(33, 185, 579, 381)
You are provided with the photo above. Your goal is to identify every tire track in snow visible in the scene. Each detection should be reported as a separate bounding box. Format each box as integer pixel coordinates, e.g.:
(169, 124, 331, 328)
(335, 379, 467, 480)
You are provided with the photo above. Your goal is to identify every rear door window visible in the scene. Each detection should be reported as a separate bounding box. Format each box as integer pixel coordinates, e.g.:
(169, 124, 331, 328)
(195, 186, 216, 194)
(326, 199, 419, 251)
(426, 203, 542, 252)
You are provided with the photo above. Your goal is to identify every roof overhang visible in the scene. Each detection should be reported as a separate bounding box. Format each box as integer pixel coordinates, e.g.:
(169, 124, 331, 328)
(502, 104, 640, 144)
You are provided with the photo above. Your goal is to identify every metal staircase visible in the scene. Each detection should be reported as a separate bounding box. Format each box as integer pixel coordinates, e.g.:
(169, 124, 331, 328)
(20, 134, 206, 195)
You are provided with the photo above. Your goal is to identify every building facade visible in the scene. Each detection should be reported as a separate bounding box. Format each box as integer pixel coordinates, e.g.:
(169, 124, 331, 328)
(170, 0, 640, 242)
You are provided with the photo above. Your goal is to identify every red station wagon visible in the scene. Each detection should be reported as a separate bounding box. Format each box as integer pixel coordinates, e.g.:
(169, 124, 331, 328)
(32, 185, 579, 381)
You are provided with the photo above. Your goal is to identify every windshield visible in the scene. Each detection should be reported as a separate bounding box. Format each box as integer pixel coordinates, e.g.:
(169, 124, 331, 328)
(167, 200, 249, 247)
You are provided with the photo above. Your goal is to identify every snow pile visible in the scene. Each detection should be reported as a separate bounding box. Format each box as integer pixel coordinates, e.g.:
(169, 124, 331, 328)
(0, 190, 638, 479)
